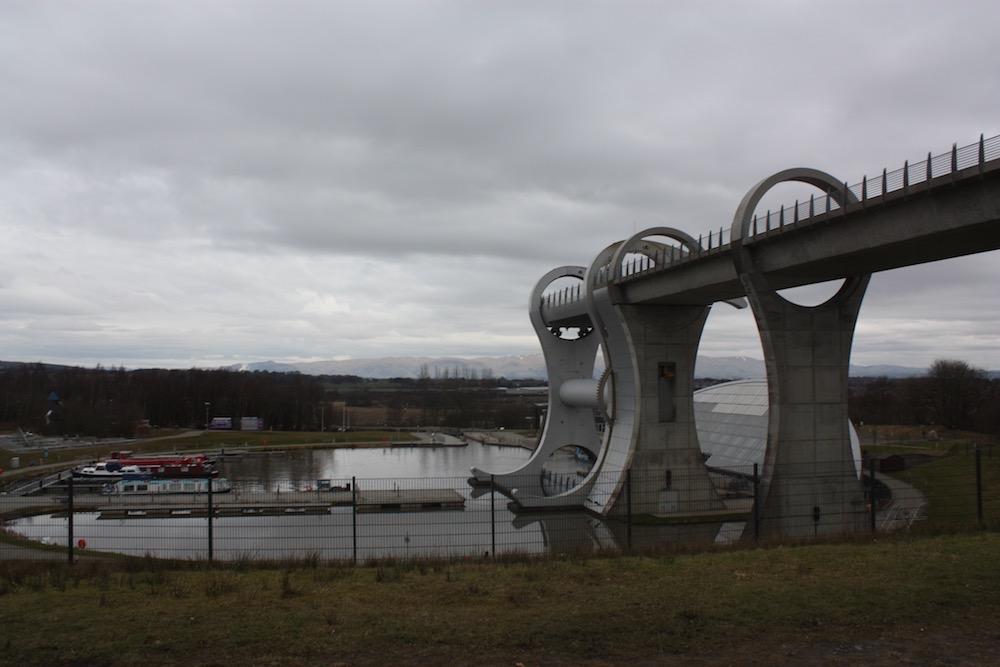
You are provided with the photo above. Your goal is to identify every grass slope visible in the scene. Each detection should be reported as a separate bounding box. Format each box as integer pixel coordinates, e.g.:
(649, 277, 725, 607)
(1, 533, 999, 666)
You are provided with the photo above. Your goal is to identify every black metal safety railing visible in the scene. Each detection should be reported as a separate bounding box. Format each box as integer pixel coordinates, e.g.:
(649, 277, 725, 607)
(539, 133, 1000, 312)
(1, 446, 995, 564)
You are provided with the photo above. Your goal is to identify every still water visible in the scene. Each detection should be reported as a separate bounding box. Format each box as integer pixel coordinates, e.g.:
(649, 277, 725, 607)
(215, 440, 535, 490)
(7, 442, 741, 560)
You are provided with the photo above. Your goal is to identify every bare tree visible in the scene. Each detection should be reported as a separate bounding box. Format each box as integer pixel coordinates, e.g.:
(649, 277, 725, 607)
(926, 359, 986, 430)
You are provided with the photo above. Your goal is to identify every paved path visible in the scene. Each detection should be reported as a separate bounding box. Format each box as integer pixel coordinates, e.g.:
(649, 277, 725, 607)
(876, 472, 928, 529)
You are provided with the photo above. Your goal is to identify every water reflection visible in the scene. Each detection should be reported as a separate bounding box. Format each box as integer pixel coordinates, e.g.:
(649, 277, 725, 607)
(216, 441, 533, 492)
(6, 442, 741, 560)
(510, 512, 618, 554)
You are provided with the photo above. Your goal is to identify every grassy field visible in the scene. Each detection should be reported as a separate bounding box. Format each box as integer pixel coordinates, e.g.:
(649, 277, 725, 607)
(854, 424, 999, 527)
(1, 532, 998, 666)
(894, 448, 999, 525)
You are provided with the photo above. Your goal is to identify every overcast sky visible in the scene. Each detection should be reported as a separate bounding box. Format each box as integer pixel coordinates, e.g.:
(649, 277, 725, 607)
(2, 0, 999, 372)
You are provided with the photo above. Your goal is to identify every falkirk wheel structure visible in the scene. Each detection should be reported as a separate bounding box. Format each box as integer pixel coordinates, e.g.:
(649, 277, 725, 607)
(472, 168, 869, 539)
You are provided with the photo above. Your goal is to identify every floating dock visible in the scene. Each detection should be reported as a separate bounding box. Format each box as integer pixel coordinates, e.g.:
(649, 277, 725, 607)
(354, 488, 466, 512)
(86, 487, 466, 519)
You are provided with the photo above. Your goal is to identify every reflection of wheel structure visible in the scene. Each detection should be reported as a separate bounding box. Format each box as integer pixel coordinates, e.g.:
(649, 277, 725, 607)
(540, 445, 596, 497)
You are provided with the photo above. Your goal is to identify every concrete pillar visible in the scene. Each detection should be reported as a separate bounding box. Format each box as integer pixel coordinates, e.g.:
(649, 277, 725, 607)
(731, 169, 869, 538)
(607, 302, 726, 516)
(584, 229, 726, 516)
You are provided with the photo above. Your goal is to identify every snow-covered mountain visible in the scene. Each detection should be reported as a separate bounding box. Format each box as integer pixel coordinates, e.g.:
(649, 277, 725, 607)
(237, 354, 762, 380)
(238, 355, 549, 379)
(236, 354, 931, 380)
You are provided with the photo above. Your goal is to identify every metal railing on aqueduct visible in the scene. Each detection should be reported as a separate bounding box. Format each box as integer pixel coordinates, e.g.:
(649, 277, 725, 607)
(540, 133, 1000, 309)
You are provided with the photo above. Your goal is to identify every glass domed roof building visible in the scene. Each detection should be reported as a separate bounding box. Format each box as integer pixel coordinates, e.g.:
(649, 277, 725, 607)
(693, 378, 862, 474)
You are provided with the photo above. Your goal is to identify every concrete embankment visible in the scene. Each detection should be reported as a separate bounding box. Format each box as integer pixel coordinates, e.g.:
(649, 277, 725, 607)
(464, 430, 536, 450)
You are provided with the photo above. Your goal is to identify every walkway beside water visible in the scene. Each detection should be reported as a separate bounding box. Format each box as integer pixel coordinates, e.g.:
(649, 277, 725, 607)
(3, 484, 467, 518)
(464, 430, 536, 449)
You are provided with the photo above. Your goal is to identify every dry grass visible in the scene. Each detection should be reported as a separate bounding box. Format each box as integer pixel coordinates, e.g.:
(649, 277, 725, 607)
(1, 531, 999, 666)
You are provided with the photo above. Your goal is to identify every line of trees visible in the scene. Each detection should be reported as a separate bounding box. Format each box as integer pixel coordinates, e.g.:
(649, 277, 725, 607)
(5, 357, 991, 440)
(0, 363, 543, 438)
(850, 359, 1000, 433)
(325, 371, 540, 431)
(0, 364, 324, 437)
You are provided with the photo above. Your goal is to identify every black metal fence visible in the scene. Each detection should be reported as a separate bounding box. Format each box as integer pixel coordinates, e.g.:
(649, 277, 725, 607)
(2, 447, 995, 564)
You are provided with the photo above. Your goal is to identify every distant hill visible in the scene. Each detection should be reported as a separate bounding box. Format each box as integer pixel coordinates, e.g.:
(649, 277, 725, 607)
(849, 364, 932, 378)
(236, 355, 550, 380)
(0, 360, 76, 373)
(234, 355, 936, 381)
(0, 357, 967, 381)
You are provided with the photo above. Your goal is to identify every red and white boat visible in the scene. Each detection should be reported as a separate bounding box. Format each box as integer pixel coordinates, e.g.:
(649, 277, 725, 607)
(73, 450, 217, 481)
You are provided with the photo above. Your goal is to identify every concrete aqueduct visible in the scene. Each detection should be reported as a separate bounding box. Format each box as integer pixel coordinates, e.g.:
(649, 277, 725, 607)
(473, 135, 1000, 538)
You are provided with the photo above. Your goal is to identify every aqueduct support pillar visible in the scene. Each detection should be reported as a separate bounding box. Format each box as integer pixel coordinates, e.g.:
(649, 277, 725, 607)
(601, 301, 726, 516)
(582, 230, 728, 516)
(731, 169, 869, 538)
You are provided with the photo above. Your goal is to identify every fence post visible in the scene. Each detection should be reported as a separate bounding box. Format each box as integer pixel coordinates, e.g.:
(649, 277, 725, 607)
(490, 475, 496, 558)
(351, 476, 358, 564)
(625, 469, 632, 550)
(207, 476, 214, 562)
(752, 464, 760, 541)
(975, 446, 984, 524)
(869, 457, 877, 534)
(67, 476, 75, 565)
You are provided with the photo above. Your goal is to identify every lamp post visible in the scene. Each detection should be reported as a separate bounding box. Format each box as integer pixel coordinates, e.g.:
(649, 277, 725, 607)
(204, 402, 211, 431)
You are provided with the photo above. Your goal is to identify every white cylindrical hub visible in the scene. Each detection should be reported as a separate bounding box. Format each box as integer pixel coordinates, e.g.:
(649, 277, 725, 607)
(559, 378, 600, 407)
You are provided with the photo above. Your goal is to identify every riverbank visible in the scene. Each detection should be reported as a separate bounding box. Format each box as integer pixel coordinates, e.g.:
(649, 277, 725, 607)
(464, 429, 537, 450)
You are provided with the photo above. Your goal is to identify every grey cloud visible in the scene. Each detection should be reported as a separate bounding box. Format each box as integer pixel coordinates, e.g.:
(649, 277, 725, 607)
(1, 1, 999, 370)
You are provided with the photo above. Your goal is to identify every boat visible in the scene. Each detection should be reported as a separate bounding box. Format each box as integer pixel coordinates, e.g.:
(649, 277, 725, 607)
(73, 450, 217, 481)
(72, 462, 143, 480)
(102, 476, 233, 495)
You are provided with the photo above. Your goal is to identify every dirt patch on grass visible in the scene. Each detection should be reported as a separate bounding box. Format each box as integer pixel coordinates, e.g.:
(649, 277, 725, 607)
(680, 629, 1000, 666)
